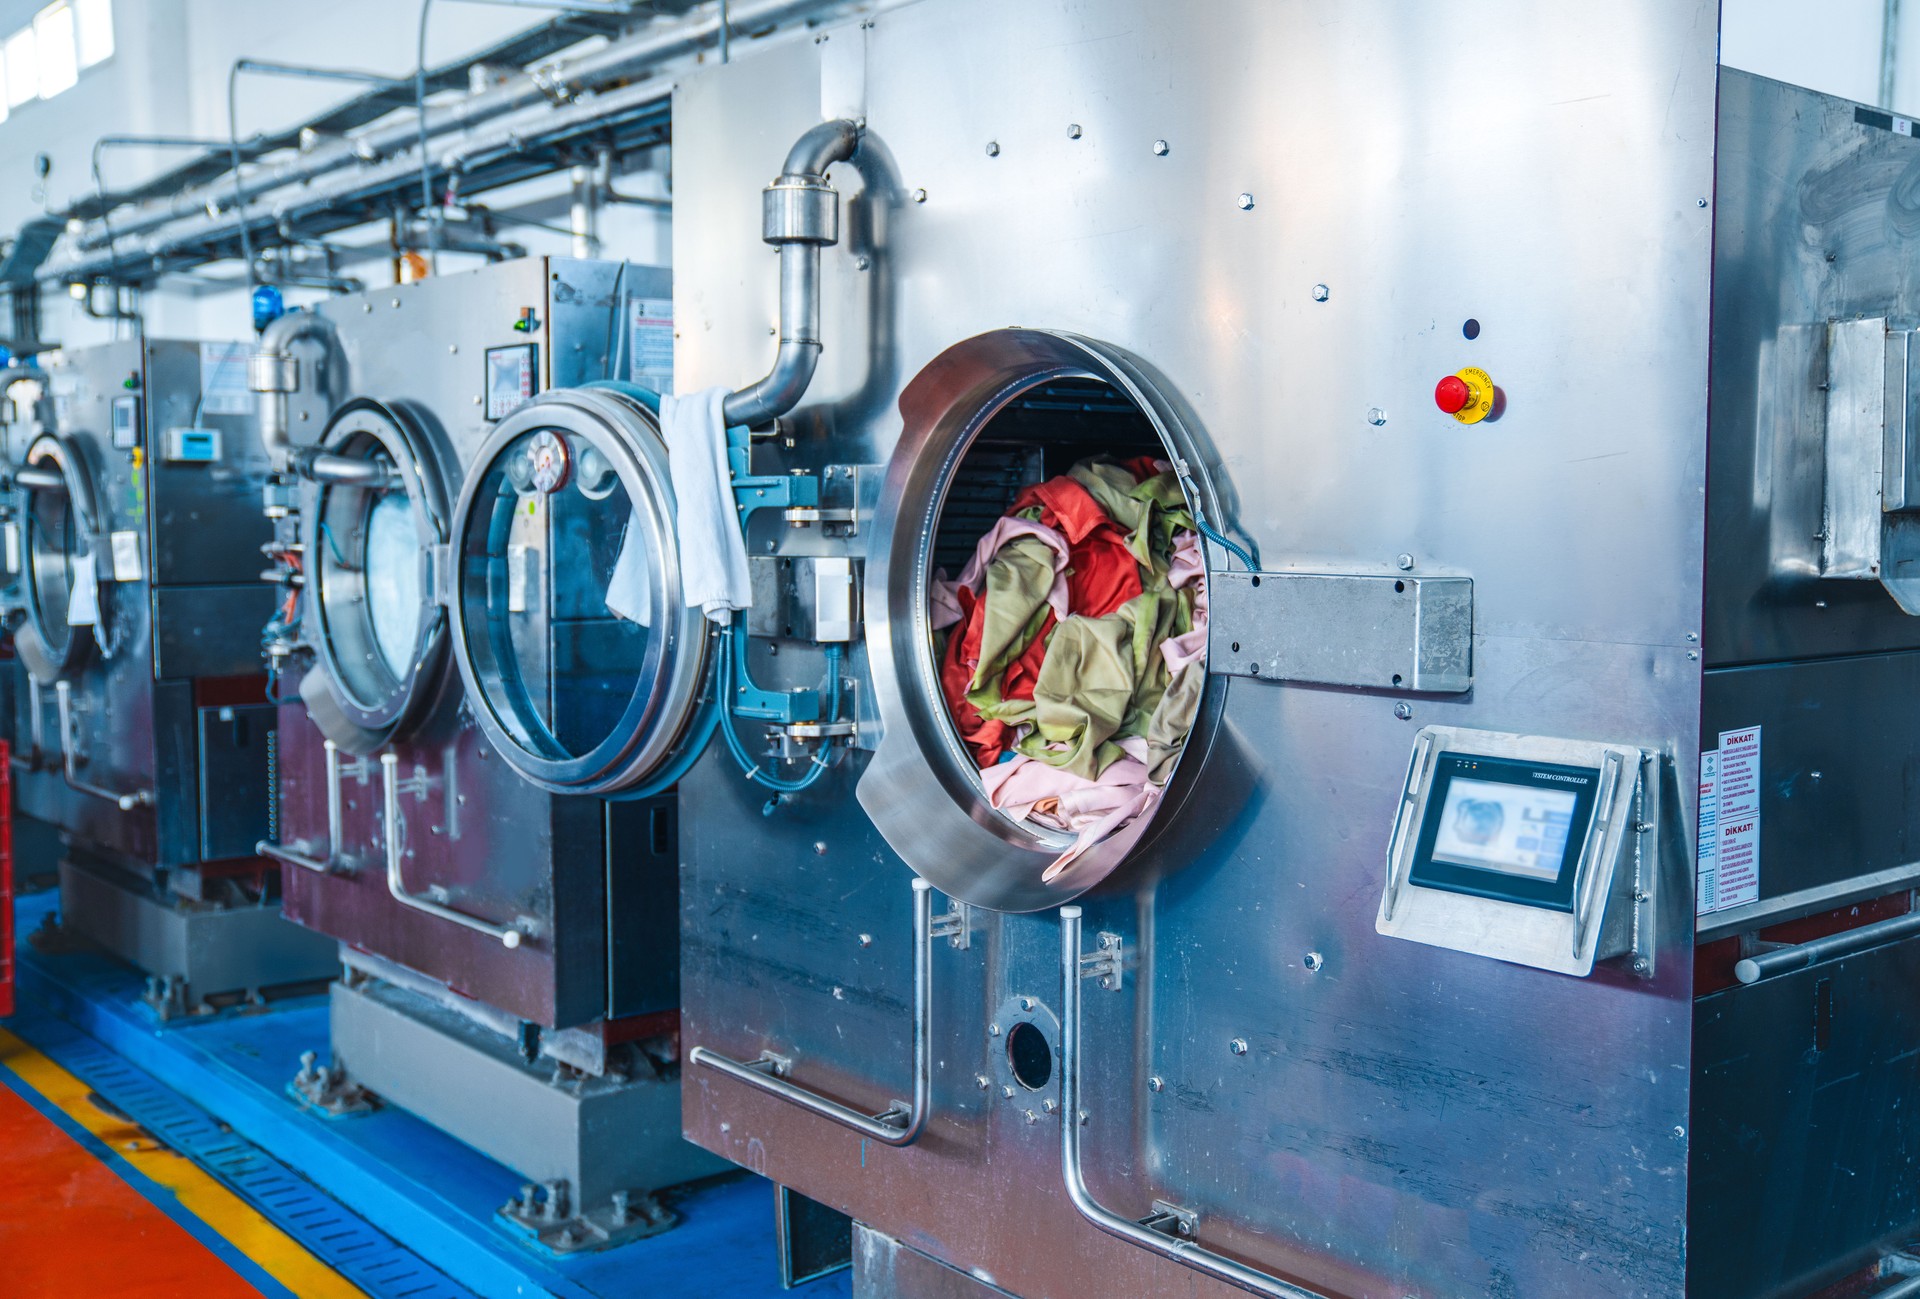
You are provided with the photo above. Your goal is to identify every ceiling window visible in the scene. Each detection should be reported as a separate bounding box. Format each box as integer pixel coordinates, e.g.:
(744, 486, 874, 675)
(73, 0, 109, 67)
(4, 28, 35, 109)
(33, 3, 77, 99)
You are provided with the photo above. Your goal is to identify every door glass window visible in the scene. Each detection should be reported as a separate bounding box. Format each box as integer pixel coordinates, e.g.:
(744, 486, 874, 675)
(458, 426, 658, 760)
(364, 491, 421, 680)
(24, 468, 76, 658)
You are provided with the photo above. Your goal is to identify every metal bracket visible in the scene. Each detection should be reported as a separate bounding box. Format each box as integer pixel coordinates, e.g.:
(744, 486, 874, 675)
(1139, 1200, 1199, 1241)
(930, 897, 972, 951)
(259, 738, 365, 875)
(1208, 571, 1473, 693)
(381, 752, 529, 950)
(1078, 931, 1124, 991)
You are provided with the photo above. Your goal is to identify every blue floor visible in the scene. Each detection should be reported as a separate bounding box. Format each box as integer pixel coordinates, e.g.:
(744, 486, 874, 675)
(7, 885, 853, 1299)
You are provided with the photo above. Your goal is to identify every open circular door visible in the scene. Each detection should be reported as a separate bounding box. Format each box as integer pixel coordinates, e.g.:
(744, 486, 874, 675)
(445, 386, 711, 797)
(301, 398, 453, 754)
(859, 330, 1231, 913)
(15, 433, 105, 684)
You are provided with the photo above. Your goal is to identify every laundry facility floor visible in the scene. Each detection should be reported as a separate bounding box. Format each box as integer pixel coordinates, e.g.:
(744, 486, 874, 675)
(0, 841, 853, 1298)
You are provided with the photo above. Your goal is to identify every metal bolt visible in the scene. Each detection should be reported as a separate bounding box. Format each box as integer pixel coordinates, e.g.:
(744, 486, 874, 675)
(985, 140, 1000, 157)
(1024, 1108, 1040, 1124)
(1311, 283, 1330, 302)
(1079, 1110, 1089, 1125)
(1394, 702, 1413, 721)
(858, 932, 873, 947)
(1396, 553, 1415, 571)
(1303, 951, 1324, 973)
(1673, 1125, 1687, 1139)
(1002, 1085, 1016, 1099)
(1229, 1037, 1249, 1056)
(813, 841, 827, 855)
(361, 302, 373, 313)
(1367, 407, 1387, 426)
(1697, 197, 1709, 208)
(1633, 958, 1651, 975)
(989, 1022, 1001, 1036)
(448, 343, 458, 353)
(1148, 1075, 1165, 1092)
(855, 254, 871, 271)
(1236, 192, 1255, 210)
(611, 1190, 631, 1224)
(1067, 123, 1082, 139)
(1152, 139, 1170, 156)
(390, 297, 401, 308)
(1685, 631, 1699, 642)
(1810, 770, 1823, 780)
(1686, 650, 1699, 661)
(911, 187, 928, 203)
(1018, 996, 1035, 1011)
(1042, 1098, 1058, 1113)
(976, 1074, 991, 1090)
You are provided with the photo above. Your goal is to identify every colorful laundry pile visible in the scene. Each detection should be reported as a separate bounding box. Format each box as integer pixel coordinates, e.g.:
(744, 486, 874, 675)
(931, 456, 1207, 880)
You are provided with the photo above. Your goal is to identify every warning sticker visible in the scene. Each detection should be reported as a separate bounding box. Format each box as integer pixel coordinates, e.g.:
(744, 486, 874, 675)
(199, 342, 254, 416)
(1696, 727, 1761, 914)
(628, 297, 674, 394)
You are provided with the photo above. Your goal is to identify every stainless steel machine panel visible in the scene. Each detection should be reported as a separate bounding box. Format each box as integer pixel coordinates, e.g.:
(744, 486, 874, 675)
(673, 3, 1715, 1296)
(275, 257, 680, 1028)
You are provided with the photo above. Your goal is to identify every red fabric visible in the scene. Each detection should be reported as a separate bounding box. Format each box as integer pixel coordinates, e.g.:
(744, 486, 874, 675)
(1066, 525, 1141, 618)
(1120, 455, 1163, 483)
(940, 586, 1010, 767)
(1010, 475, 1109, 544)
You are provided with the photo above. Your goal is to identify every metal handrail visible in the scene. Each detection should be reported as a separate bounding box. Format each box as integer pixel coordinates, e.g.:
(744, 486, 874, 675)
(381, 752, 524, 949)
(1060, 905, 1329, 1299)
(53, 680, 152, 811)
(1734, 909, 1920, 984)
(689, 877, 953, 1146)
(257, 739, 357, 875)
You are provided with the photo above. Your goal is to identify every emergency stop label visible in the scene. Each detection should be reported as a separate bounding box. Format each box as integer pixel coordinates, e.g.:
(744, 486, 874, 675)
(1697, 726, 1761, 915)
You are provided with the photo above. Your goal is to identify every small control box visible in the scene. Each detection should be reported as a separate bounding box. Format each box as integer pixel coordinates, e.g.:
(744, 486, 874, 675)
(163, 427, 222, 463)
(1377, 726, 1648, 977)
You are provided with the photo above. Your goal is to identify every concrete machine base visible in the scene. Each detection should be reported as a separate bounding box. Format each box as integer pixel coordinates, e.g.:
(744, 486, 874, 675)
(324, 970, 728, 1253)
(55, 855, 339, 1017)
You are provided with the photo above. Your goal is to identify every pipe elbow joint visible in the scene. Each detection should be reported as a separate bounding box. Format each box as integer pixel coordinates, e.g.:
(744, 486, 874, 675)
(723, 340, 821, 428)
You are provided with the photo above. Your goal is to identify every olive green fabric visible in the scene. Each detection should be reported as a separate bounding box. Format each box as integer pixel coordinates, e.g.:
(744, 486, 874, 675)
(1067, 459, 1195, 569)
(970, 534, 1060, 692)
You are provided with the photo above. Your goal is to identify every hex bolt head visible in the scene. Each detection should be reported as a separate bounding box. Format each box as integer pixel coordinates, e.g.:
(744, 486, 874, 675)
(1311, 283, 1330, 302)
(1024, 1108, 1040, 1123)
(1229, 1037, 1250, 1056)
(1002, 1084, 1015, 1099)
(1367, 407, 1388, 426)
(858, 932, 873, 947)
(911, 187, 928, 203)
(854, 255, 871, 271)
(812, 841, 827, 855)
(1152, 139, 1170, 156)
(1394, 702, 1414, 721)
(985, 140, 1000, 157)
(1067, 123, 1083, 139)
(1042, 1098, 1058, 1113)
(1018, 996, 1035, 1011)
(976, 1074, 991, 1091)
(1396, 553, 1415, 571)
(1148, 1075, 1165, 1092)
(989, 1022, 1001, 1037)
(1303, 951, 1324, 973)
(1236, 192, 1255, 210)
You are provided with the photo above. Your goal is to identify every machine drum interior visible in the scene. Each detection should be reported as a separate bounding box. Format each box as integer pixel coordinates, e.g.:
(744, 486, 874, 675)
(925, 372, 1208, 885)
(18, 435, 103, 683)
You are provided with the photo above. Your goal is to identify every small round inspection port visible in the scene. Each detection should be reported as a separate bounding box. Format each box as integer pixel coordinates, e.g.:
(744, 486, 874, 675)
(1006, 1021, 1054, 1091)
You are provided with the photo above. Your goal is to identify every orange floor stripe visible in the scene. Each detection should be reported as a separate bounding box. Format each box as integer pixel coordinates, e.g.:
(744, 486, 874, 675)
(0, 1079, 266, 1297)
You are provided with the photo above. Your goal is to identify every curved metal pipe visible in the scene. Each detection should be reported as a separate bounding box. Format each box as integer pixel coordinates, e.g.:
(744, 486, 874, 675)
(55, 680, 154, 811)
(251, 310, 337, 471)
(722, 118, 862, 428)
(689, 876, 940, 1146)
(1059, 906, 1327, 1299)
(11, 466, 64, 492)
(258, 739, 357, 874)
(382, 752, 525, 948)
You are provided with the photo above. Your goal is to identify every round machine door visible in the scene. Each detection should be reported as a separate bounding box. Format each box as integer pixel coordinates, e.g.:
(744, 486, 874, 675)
(859, 329, 1232, 914)
(446, 386, 711, 796)
(302, 398, 453, 754)
(14, 433, 106, 684)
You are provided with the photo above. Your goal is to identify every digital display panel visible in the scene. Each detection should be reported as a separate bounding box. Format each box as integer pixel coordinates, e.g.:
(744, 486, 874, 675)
(1429, 777, 1577, 881)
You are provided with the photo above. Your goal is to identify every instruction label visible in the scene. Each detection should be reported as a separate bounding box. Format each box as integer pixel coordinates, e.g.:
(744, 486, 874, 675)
(199, 342, 254, 416)
(1697, 726, 1761, 914)
(629, 298, 674, 394)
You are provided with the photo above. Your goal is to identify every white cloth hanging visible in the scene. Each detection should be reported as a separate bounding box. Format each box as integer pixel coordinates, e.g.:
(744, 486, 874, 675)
(660, 386, 752, 624)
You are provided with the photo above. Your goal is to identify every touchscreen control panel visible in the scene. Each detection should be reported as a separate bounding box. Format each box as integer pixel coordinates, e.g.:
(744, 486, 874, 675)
(1378, 727, 1648, 977)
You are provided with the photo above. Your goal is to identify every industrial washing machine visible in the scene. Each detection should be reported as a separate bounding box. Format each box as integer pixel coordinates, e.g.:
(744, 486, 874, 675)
(254, 255, 723, 1249)
(663, 3, 1920, 1296)
(0, 338, 335, 1015)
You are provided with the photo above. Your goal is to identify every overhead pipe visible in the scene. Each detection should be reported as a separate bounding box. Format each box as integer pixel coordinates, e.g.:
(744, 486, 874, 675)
(722, 118, 862, 427)
(58, 0, 847, 265)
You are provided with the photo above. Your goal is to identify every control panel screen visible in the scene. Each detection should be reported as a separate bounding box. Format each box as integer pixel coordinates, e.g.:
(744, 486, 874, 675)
(1408, 753, 1599, 911)
(1429, 778, 1577, 881)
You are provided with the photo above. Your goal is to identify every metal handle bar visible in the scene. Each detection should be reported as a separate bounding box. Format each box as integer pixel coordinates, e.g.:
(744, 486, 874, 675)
(7, 675, 47, 772)
(1060, 905, 1329, 1299)
(689, 876, 956, 1147)
(381, 752, 524, 949)
(54, 680, 152, 811)
(258, 739, 359, 875)
(1735, 909, 1920, 984)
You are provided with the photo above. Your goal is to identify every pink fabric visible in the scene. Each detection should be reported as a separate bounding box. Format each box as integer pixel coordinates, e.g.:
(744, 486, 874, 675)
(927, 517, 1071, 633)
(1159, 529, 1209, 675)
(979, 738, 1166, 881)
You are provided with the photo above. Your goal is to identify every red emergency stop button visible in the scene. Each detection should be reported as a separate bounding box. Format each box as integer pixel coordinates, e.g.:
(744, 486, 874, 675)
(1433, 367, 1495, 424)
